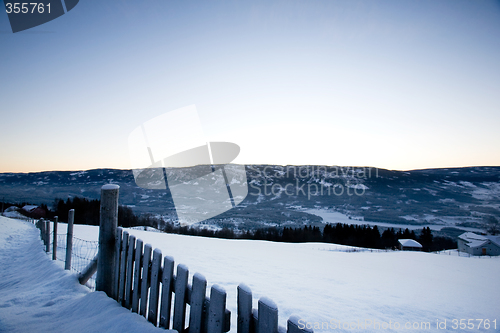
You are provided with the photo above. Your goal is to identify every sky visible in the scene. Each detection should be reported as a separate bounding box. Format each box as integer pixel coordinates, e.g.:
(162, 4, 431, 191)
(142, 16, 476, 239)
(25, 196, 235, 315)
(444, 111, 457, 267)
(0, 0, 499, 173)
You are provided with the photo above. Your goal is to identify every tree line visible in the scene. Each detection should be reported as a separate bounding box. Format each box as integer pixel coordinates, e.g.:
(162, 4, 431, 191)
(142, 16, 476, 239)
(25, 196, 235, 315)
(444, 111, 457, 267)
(52, 197, 145, 228)
(159, 221, 456, 252)
(47, 197, 456, 251)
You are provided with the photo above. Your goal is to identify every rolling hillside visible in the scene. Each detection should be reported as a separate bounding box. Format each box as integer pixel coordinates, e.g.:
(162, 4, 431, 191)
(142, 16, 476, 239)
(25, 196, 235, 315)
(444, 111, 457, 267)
(1, 166, 499, 237)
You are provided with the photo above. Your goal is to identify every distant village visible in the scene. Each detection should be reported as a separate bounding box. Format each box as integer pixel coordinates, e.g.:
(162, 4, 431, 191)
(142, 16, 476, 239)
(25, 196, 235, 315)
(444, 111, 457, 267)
(2, 202, 498, 256)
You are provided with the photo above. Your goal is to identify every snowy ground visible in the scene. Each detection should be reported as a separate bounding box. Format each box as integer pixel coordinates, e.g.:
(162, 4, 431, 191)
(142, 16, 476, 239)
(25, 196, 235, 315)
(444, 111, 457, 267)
(304, 209, 487, 233)
(123, 229, 500, 333)
(1, 217, 499, 332)
(0, 217, 174, 333)
(55, 221, 500, 332)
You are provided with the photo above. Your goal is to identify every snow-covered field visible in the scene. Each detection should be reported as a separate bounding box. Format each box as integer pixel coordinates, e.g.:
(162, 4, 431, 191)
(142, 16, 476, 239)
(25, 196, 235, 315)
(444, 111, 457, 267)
(1, 216, 499, 332)
(123, 228, 500, 333)
(304, 209, 487, 233)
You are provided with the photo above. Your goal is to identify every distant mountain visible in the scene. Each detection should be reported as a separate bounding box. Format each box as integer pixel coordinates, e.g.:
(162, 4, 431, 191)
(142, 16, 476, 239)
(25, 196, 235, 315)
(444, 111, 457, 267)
(1, 166, 499, 237)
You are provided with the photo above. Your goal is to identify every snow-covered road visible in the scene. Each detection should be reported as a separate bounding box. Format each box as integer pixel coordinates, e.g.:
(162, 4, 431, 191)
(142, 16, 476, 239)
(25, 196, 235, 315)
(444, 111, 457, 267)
(0, 217, 171, 333)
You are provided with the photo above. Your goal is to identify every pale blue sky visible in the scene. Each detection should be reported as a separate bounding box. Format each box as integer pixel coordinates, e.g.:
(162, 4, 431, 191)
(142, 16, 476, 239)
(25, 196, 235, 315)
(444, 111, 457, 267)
(1, 0, 499, 172)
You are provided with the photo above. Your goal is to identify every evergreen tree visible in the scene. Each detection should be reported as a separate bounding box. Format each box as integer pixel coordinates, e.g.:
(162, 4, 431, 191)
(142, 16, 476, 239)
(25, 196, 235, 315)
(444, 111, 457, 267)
(419, 227, 433, 251)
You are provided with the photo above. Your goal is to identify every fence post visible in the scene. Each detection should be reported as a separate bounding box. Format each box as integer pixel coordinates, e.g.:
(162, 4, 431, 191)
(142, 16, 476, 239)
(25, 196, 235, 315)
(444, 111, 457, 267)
(45, 219, 50, 253)
(237, 284, 253, 333)
(207, 284, 227, 333)
(173, 264, 189, 332)
(96, 184, 119, 297)
(188, 272, 207, 333)
(37, 218, 45, 244)
(148, 249, 162, 326)
(258, 297, 279, 333)
(52, 216, 58, 260)
(65, 209, 74, 270)
(287, 315, 314, 333)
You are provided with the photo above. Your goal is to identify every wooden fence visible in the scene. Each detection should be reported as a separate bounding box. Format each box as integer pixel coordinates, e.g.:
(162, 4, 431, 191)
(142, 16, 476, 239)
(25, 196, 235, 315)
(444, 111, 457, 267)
(37, 184, 314, 333)
(36, 210, 75, 270)
(113, 228, 313, 333)
(113, 228, 230, 332)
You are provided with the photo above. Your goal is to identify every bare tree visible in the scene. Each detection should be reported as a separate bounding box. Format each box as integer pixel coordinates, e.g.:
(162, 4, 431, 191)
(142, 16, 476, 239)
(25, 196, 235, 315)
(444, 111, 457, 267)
(486, 215, 499, 235)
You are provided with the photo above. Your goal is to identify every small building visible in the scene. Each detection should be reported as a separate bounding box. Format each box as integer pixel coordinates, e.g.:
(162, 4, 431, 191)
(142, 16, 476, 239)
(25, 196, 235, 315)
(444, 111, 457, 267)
(22, 205, 46, 219)
(457, 232, 500, 256)
(398, 239, 423, 251)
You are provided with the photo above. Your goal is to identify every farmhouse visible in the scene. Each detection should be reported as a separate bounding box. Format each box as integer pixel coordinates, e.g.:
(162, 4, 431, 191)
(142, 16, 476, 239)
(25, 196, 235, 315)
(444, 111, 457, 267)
(398, 239, 422, 251)
(457, 232, 500, 256)
(22, 205, 46, 219)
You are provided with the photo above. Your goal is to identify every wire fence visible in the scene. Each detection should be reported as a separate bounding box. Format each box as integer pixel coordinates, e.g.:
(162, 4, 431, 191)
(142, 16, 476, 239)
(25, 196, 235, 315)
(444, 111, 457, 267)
(317, 246, 394, 253)
(47, 231, 99, 291)
(433, 249, 498, 258)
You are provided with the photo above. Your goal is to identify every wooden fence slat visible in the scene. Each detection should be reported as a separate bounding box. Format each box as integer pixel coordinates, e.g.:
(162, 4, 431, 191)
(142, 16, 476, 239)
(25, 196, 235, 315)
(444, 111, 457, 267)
(237, 284, 253, 333)
(287, 315, 314, 333)
(132, 238, 143, 313)
(159, 256, 175, 329)
(148, 249, 162, 326)
(173, 264, 189, 333)
(117, 231, 129, 305)
(124, 235, 136, 309)
(252, 308, 258, 331)
(224, 309, 231, 333)
(113, 227, 123, 300)
(207, 284, 226, 333)
(202, 297, 210, 333)
(140, 244, 152, 318)
(189, 273, 207, 333)
(258, 297, 278, 333)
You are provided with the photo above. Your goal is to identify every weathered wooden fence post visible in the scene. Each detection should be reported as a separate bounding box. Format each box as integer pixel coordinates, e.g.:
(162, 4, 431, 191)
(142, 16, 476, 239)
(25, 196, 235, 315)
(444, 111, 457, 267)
(287, 316, 314, 333)
(96, 184, 119, 297)
(52, 216, 58, 260)
(45, 219, 50, 253)
(237, 284, 253, 333)
(37, 218, 45, 244)
(65, 209, 74, 270)
(207, 284, 227, 333)
(258, 297, 279, 333)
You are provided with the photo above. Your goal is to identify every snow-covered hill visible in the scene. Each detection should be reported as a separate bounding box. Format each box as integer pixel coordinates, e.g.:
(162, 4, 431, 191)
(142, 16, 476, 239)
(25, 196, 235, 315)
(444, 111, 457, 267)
(1, 166, 499, 238)
(31, 219, 500, 332)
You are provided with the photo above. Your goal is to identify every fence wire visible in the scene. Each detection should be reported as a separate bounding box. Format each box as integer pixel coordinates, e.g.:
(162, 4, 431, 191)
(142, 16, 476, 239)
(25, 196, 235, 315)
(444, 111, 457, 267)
(46, 230, 99, 291)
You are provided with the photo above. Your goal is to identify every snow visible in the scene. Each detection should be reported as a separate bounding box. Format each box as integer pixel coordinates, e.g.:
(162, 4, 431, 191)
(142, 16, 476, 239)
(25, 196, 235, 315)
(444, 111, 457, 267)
(307, 209, 486, 233)
(398, 239, 423, 248)
(121, 228, 500, 333)
(2, 210, 27, 219)
(459, 232, 487, 242)
(486, 235, 500, 247)
(348, 183, 369, 190)
(459, 232, 500, 248)
(22, 204, 38, 212)
(0, 217, 174, 333)
(102, 184, 120, 190)
(4, 206, 19, 212)
(1, 217, 500, 332)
